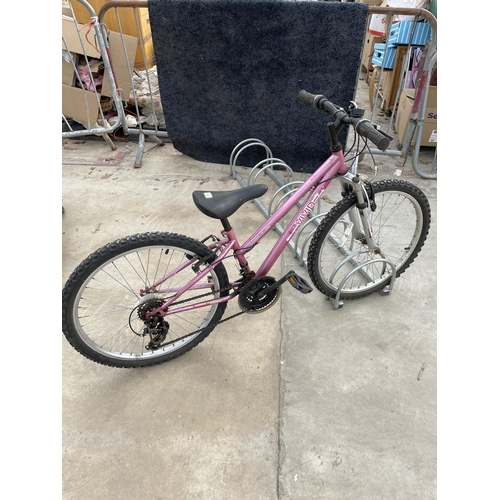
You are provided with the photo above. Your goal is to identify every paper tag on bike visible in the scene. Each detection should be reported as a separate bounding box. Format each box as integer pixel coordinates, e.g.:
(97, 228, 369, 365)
(204, 192, 213, 198)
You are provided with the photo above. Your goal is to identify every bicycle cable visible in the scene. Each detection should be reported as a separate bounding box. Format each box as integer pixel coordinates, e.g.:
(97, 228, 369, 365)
(346, 131, 379, 182)
(145, 283, 246, 350)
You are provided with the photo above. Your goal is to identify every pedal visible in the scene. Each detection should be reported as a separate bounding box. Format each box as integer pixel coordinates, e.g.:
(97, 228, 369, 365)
(254, 271, 313, 300)
(285, 271, 313, 294)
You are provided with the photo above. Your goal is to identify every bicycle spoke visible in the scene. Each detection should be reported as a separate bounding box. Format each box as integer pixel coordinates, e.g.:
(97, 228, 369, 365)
(308, 181, 430, 300)
(63, 233, 230, 367)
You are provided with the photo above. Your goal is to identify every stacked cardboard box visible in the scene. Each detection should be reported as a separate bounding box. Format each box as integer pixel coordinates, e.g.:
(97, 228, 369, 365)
(395, 87, 437, 147)
(371, 21, 431, 69)
(62, 15, 137, 128)
(70, 0, 155, 71)
(362, 33, 384, 72)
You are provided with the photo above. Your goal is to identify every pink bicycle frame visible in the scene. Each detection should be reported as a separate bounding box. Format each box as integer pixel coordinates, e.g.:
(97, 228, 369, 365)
(244, 151, 348, 277)
(151, 150, 348, 317)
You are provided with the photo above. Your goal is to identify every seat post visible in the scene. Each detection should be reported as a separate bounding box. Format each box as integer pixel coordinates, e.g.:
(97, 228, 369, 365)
(221, 218, 232, 232)
(220, 217, 251, 274)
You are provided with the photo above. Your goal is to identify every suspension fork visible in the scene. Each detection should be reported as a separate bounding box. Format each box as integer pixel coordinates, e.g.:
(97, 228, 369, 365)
(340, 172, 380, 252)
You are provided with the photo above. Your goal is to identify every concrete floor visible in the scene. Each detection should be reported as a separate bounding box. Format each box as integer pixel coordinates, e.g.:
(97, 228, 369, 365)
(62, 81, 437, 499)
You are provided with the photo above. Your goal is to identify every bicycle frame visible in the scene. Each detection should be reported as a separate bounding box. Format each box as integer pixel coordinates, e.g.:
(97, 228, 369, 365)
(237, 152, 348, 276)
(144, 149, 366, 317)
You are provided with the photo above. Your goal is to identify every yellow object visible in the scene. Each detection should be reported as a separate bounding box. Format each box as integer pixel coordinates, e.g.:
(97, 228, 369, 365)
(70, 0, 155, 70)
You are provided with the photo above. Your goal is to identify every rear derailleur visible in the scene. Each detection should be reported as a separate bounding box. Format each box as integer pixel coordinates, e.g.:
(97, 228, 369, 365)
(143, 319, 169, 351)
(136, 296, 169, 351)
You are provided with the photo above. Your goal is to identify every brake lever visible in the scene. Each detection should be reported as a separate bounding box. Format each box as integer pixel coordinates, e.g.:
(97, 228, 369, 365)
(348, 101, 365, 118)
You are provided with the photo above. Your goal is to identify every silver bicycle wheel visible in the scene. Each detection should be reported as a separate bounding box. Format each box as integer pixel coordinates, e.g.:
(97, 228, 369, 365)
(308, 180, 431, 300)
(62, 232, 229, 368)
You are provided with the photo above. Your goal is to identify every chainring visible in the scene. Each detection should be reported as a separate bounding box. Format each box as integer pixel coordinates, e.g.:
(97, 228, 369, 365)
(238, 276, 281, 314)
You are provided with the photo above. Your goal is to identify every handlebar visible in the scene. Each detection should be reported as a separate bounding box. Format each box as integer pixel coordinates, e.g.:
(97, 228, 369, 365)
(298, 90, 391, 151)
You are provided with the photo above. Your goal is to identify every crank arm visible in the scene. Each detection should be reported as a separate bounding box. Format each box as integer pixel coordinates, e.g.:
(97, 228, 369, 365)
(255, 271, 312, 299)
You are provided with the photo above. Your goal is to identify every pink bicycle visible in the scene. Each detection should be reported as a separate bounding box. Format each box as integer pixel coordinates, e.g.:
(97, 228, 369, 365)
(62, 91, 431, 368)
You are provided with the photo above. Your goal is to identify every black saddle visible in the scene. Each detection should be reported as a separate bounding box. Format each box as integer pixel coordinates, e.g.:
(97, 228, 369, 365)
(192, 184, 268, 219)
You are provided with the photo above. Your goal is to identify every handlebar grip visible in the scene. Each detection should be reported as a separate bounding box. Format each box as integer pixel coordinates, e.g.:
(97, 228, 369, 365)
(298, 90, 317, 105)
(355, 120, 391, 151)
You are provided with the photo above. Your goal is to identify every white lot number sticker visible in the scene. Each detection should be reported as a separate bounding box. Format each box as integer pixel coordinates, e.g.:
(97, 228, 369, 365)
(429, 130, 437, 143)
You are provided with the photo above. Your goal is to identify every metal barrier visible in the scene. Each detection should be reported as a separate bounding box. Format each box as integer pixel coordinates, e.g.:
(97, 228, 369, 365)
(97, 0, 169, 167)
(62, 0, 169, 167)
(62, 1, 436, 176)
(367, 5, 437, 180)
(62, 0, 129, 151)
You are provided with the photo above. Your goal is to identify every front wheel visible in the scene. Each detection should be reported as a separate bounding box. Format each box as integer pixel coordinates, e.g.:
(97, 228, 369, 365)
(62, 232, 230, 368)
(308, 179, 431, 300)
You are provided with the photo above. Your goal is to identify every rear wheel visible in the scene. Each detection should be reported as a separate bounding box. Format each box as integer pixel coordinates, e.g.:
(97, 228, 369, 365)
(308, 180, 431, 300)
(62, 232, 229, 368)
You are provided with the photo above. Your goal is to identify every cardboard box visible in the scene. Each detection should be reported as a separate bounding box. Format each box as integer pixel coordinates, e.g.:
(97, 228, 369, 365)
(362, 33, 384, 72)
(62, 52, 77, 86)
(368, 0, 389, 36)
(62, 15, 137, 128)
(380, 45, 408, 109)
(62, 0, 73, 18)
(70, 0, 155, 70)
(62, 15, 101, 58)
(388, 21, 431, 46)
(372, 43, 397, 69)
(100, 32, 138, 98)
(62, 84, 101, 128)
(395, 87, 437, 147)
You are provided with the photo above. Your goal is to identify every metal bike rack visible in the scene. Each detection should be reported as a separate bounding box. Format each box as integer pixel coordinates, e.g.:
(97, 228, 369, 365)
(229, 139, 326, 267)
(229, 140, 397, 308)
(225, 7, 438, 305)
(329, 256, 397, 310)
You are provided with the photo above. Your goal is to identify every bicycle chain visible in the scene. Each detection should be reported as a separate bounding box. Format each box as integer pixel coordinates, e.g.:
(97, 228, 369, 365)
(147, 284, 245, 349)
